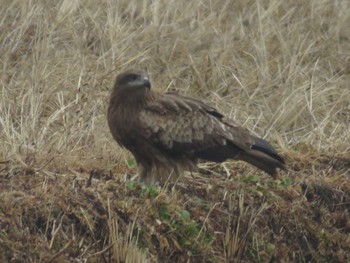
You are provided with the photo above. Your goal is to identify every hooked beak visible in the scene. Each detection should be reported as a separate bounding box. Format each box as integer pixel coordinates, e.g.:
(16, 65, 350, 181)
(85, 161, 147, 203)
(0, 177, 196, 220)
(143, 76, 151, 89)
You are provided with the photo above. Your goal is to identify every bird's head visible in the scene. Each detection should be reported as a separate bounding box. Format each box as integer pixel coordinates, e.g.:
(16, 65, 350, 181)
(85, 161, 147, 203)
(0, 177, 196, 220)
(113, 69, 151, 94)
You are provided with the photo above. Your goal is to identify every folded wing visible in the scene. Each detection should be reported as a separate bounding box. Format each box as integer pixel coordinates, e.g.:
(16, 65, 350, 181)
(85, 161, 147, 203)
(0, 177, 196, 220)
(139, 93, 285, 176)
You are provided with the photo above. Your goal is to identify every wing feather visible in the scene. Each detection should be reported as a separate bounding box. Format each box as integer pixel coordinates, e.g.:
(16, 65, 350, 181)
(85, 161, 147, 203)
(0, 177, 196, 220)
(139, 93, 252, 156)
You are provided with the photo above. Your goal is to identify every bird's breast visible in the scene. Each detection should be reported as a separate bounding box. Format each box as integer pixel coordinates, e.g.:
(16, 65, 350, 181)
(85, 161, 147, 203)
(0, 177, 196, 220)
(107, 104, 144, 148)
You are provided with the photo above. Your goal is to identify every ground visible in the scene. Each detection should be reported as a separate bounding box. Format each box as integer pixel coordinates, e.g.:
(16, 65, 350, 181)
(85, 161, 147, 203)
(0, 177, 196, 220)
(1, 0, 349, 262)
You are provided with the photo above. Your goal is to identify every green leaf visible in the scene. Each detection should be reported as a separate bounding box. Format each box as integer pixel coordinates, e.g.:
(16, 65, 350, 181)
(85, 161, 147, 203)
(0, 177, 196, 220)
(159, 205, 168, 220)
(179, 209, 191, 221)
(280, 177, 293, 188)
(126, 158, 136, 168)
(148, 185, 159, 197)
(127, 181, 138, 190)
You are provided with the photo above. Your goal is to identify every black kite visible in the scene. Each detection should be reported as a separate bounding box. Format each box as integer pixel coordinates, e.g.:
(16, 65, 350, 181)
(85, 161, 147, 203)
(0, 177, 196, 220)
(108, 69, 285, 184)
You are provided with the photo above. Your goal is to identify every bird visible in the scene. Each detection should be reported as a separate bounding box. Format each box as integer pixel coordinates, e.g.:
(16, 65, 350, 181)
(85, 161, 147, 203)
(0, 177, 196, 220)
(107, 69, 285, 184)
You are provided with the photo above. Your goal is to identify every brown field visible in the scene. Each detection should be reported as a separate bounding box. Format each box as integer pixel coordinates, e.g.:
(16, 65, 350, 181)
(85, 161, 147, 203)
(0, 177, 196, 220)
(1, 0, 350, 262)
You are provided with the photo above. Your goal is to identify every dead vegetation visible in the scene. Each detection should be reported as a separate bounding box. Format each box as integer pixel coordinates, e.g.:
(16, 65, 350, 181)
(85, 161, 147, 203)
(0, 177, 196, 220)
(1, 153, 349, 262)
(0, 0, 349, 262)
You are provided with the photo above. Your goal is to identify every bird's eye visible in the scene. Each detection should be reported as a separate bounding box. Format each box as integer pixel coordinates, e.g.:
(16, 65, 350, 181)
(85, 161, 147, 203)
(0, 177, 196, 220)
(128, 74, 138, 81)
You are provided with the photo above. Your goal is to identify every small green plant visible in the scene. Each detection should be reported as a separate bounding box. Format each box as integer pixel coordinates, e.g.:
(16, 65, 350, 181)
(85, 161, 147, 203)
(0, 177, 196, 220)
(127, 181, 139, 190)
(126, 158, 136, 168)
(159, 205, 168, 220)
(280, 176, 293, 188)
(168, 209, 204, 251)
(241, 175, 260, 184)
(177, 209, 190, 221)
(141, 185, 159, 198)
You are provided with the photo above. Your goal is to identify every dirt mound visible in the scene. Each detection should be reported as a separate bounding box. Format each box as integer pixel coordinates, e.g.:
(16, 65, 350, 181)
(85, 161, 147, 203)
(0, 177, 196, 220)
(1, 152, 349, 262)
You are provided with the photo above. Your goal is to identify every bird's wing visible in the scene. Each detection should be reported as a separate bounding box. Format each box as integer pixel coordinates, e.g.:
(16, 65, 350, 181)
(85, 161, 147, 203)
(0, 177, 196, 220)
(139, 93, 253, 155)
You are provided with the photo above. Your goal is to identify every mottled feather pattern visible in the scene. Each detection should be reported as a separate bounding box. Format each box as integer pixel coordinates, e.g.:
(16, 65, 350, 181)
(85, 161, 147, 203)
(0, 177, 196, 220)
(108, 70, 285, 184)
(140, 94, 231, 151)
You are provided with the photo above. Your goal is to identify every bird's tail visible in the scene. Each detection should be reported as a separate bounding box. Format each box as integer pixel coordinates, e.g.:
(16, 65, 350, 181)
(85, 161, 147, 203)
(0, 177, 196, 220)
(240, 137, 285, 176)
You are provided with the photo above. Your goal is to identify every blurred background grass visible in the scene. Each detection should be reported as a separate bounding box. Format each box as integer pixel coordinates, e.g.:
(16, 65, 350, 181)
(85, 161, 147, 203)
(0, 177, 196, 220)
(1, 0, 349, 167)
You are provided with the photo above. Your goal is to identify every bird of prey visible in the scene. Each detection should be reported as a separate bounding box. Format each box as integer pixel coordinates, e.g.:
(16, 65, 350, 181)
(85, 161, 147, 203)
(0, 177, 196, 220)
(107, 69, 285, 184)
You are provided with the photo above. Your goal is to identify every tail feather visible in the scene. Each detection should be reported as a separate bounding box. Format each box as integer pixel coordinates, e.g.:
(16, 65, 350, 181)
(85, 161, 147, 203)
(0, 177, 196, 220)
(194, 136, 286, 176)
(240, 137, 285, 176)
(251, 137, 285, 164)
(240, 149, 285, 176)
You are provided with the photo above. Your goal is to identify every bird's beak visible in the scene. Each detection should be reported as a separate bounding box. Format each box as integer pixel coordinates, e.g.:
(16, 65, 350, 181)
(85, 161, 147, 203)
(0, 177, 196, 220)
(143, 76, 151, 89)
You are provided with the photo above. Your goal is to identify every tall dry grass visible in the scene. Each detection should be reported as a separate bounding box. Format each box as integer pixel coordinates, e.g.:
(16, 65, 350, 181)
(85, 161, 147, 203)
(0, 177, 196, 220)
(1, 0, 349, 170)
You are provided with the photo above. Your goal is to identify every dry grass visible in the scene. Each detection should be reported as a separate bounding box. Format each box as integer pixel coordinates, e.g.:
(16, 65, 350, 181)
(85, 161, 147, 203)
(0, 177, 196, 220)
(0, 0, 349, 262)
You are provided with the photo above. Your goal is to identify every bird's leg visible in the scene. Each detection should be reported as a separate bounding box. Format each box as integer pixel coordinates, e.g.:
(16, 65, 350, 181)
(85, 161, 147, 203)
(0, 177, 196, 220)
(137, 162, 153, 185)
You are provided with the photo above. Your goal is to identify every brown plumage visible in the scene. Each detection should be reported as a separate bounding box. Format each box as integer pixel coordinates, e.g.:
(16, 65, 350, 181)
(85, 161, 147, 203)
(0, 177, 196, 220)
(108, 69, 285, 184)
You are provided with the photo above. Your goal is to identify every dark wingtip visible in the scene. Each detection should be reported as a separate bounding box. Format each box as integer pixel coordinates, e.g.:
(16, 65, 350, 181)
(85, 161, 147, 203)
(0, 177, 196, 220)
(251, 137, 285, 165)
(239, 136, 287, 176)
